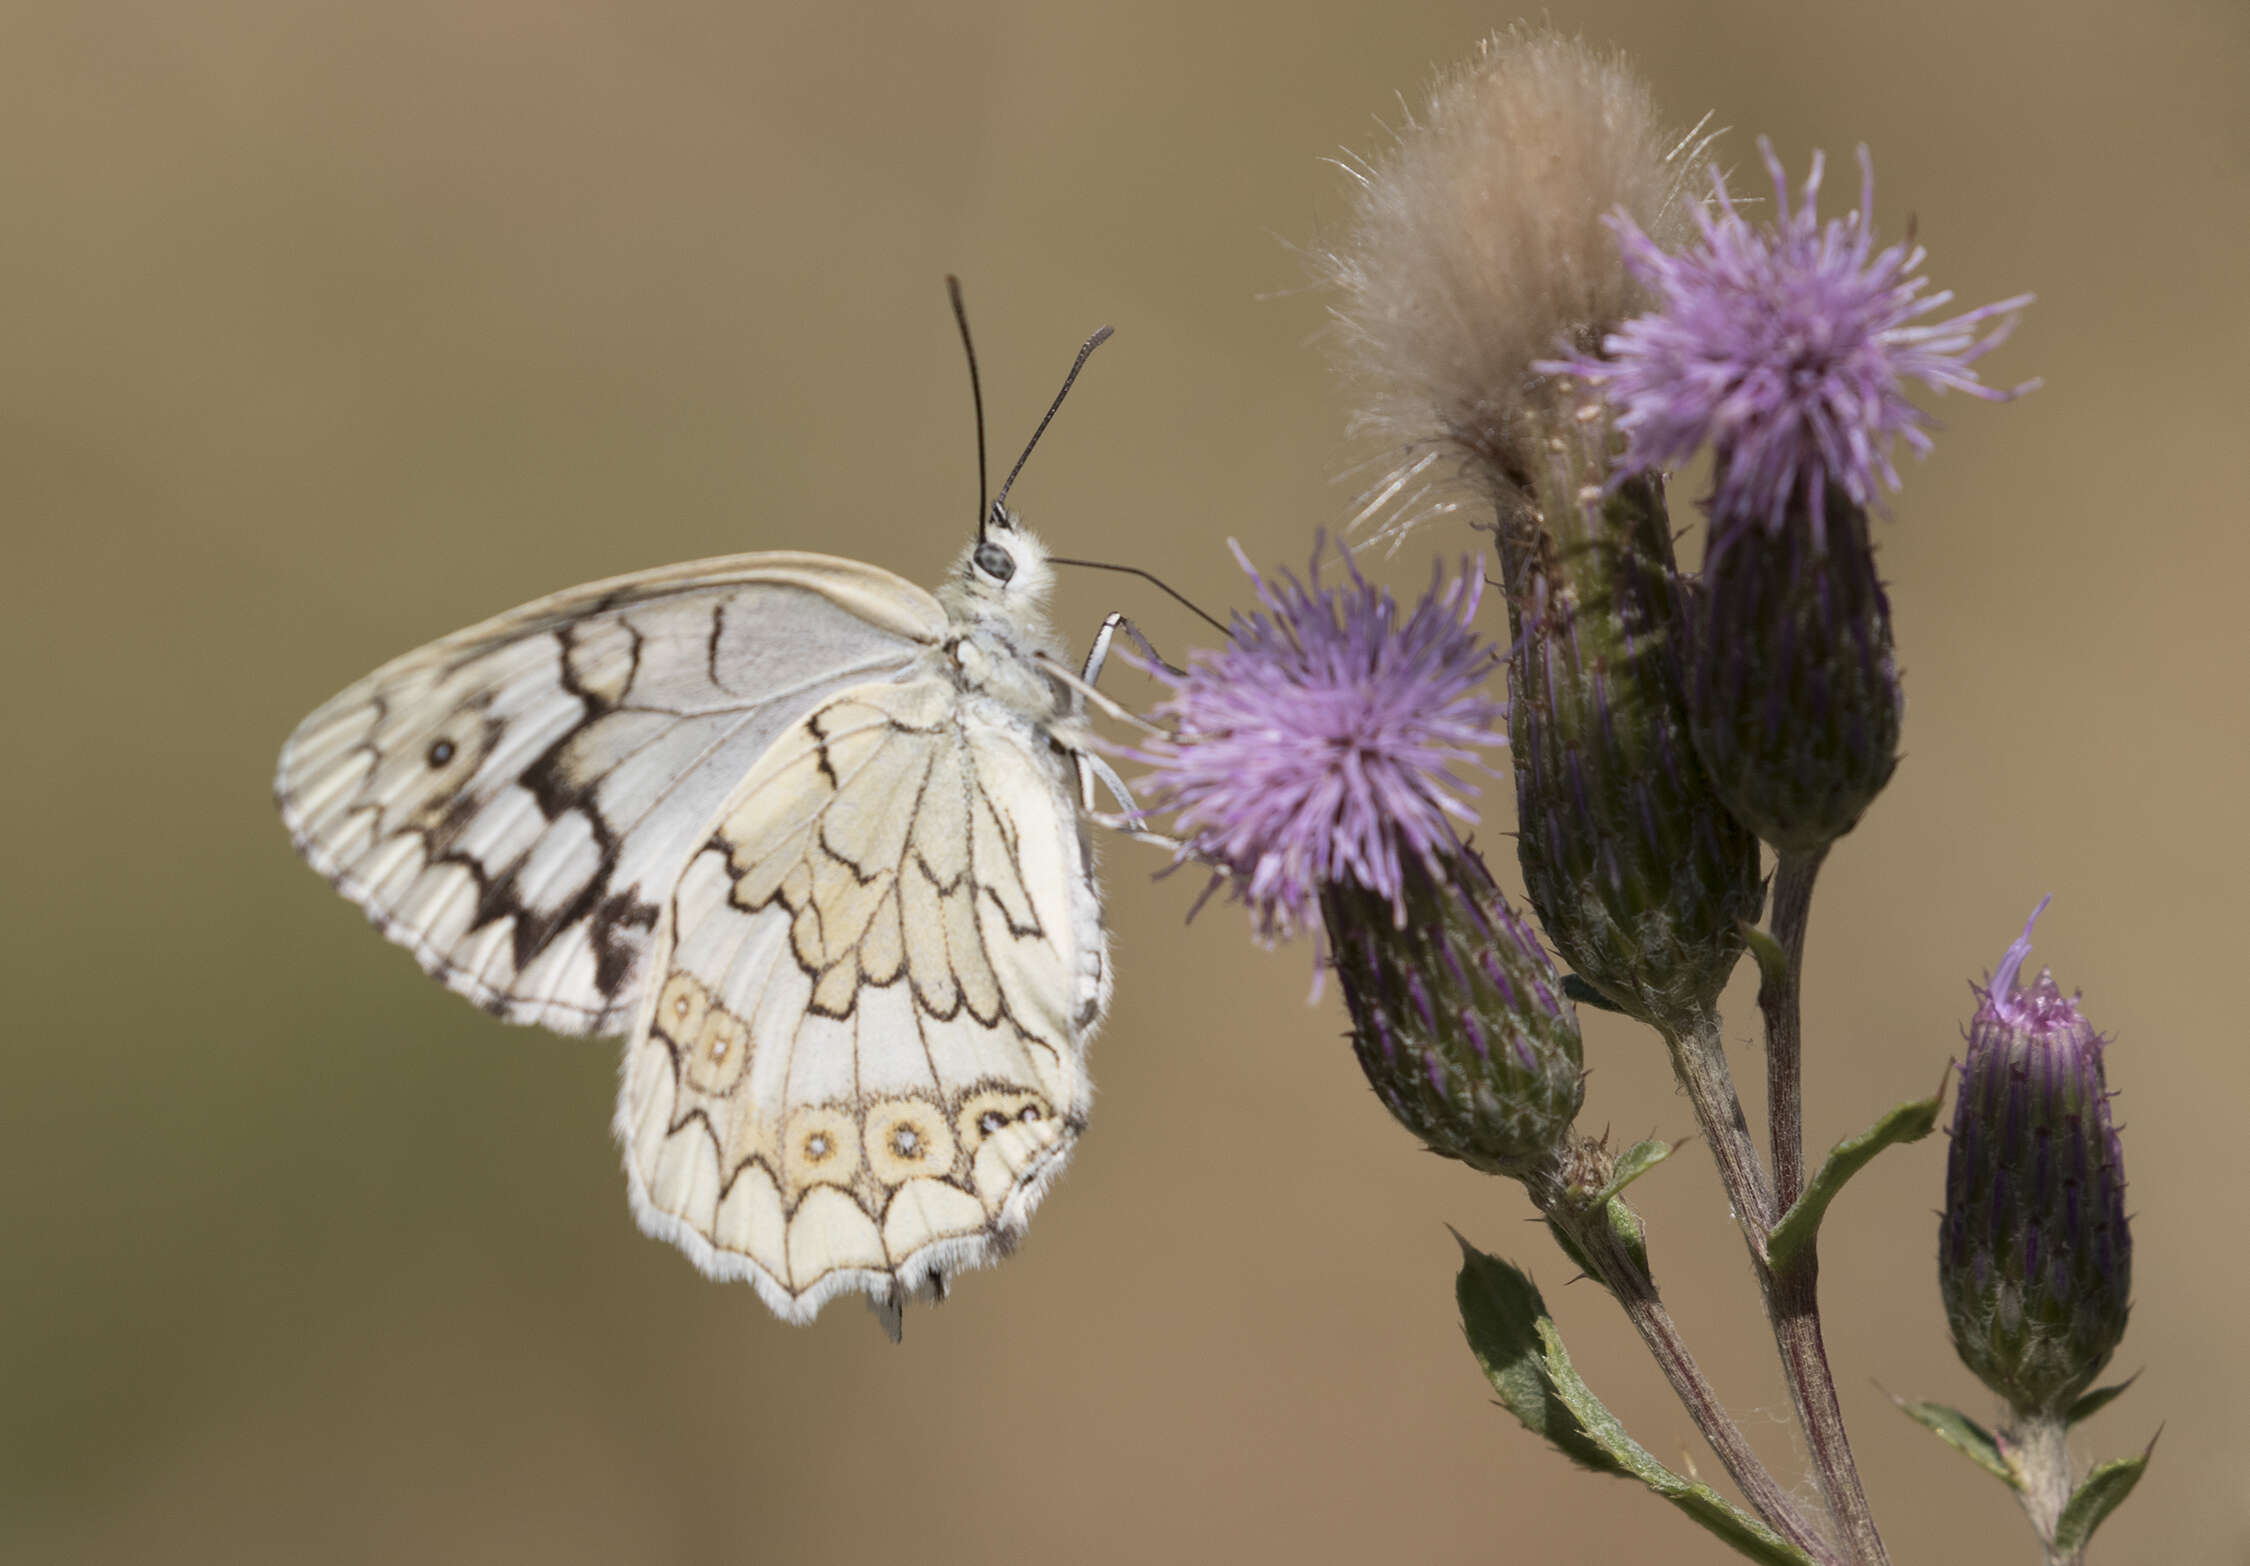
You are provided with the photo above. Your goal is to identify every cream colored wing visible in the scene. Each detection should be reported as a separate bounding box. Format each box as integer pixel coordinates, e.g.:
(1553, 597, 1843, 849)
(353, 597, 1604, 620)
(275, 554, 947, 1035)
(617, 673, 1109, 1324)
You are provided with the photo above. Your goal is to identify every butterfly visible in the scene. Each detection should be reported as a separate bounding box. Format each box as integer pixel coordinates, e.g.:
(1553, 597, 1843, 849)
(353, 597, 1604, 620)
(274, 289, 1147, 1334)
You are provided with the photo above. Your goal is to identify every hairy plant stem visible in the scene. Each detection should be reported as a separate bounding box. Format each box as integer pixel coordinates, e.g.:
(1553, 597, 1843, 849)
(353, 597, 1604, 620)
(2007, 1414, 2081, 1566)
(1539, 1192, 1841, 1566)
(1761, 848, 1827, 1209)
(1661, 998, 1885, 1563)
(1663, 1018, 1776, 1238)
(1753, 846, 1887, 1566)
(1766, 1259, 1883, 1565)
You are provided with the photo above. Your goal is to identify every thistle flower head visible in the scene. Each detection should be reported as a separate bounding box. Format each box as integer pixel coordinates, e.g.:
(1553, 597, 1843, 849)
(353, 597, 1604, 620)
(1132, 542, 1504, 942)
(1940, 899, 2132, 1419)
(1550, 140, 2034, 539)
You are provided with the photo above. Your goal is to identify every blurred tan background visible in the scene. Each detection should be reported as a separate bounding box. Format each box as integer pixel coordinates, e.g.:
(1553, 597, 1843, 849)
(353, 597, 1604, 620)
(4, 1, 2245, 1562)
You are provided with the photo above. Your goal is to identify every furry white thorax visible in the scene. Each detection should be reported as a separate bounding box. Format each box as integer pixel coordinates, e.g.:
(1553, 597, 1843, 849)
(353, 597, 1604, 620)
(936, 513, 1078, 732)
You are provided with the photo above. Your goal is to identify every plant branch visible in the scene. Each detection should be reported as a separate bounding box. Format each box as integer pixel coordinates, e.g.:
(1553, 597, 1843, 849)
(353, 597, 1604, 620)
(1662, 1016, 1777, 1242)
(1752, 845, 1886, 1565)
(2009, 1414, 2082, 1566)
(1761, 847, 1827, 1209)
(1765, 1261, 1883, 1564)
(1542, 1195, 1841, 1565)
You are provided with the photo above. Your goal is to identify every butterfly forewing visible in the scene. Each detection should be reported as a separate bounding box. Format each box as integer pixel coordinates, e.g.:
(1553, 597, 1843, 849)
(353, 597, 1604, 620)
(275, 555, 947, 1035)
(619, 671, 1105, 1322)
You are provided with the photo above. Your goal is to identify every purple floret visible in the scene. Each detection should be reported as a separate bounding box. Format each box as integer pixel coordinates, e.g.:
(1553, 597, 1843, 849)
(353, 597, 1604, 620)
(1132, 541, 1505, 941)
(1544, 140, 2034, 540)
(1980, 895, 2087, 1036)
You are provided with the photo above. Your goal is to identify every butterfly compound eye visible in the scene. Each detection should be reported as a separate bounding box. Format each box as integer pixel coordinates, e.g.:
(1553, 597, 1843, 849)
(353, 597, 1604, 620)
(972, 540, 1017, 583)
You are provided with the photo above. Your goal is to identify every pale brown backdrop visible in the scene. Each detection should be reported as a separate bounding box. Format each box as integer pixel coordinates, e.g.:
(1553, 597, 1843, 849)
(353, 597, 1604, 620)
(5, 1, 2246, 1562)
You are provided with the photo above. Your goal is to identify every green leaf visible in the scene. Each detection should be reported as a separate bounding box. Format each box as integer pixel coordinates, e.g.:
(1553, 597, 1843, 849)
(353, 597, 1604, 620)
(2065, 1374, 2138, 1427)
(1742, 923, 1789, 992)
(1544, 1198, 1652, 1299)
(1766, 1075, 1948, 1274)
(1890, 1396, 2017, 1486)
(1592, 1138, 1675, 1208)
(2050, 1438, 2156, 1555)
(1456, 1236, 1621, 1474)
(1562, 973, 1631, 1016)
(1454, 1238, 1816, 1566)
(1543, 1215, 1604, 1289)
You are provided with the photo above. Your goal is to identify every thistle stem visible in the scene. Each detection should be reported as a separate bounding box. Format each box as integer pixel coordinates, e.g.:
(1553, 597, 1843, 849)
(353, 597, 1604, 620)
(1649, 1019, 1877, 1562)
(1543, 1197, 1841, 1566)
(2008, 1415, 2082, 1566)
(1765, 1260, 1883, 1564)
(1762, 847, 1827, 1209)
(1663, 1018, 1777, 1240)
(1754, 845, 1887, 1565)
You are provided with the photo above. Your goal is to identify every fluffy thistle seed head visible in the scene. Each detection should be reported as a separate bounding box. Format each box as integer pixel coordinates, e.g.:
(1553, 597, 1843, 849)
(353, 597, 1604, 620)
(1547, 140, 2035, 541)
(1319, 26, 1696, 525)
(1131, 542, 1505, 943)
(1940, 900, 2132, 1419)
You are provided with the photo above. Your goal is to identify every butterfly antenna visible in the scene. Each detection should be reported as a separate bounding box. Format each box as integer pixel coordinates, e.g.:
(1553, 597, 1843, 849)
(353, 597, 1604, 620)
(993, 323, 1115, 516)
(946, 276, 992, 541)
(1047, 556, 1232, 638)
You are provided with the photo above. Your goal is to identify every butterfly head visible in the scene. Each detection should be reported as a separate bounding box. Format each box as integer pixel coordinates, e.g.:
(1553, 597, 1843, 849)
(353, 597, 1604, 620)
(945, 501, 1056, 622)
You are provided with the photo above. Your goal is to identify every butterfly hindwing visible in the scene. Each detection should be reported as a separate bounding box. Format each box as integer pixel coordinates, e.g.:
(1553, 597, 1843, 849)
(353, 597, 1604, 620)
(618, 672, 1107, 1320)
(275, 555, 947, 1035)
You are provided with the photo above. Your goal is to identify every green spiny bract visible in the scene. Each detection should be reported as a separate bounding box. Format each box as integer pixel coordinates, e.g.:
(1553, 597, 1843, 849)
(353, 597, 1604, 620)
(1325, 850, 1582, 1179)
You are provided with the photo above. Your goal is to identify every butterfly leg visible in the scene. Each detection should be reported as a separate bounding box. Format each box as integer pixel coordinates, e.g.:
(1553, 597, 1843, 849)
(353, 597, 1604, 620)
(1057, 613, 1183, 850)
(1080, 612, 1124, 685)
(1080, 612, 1183, 684)
(1076, 755, 1177, 851)
(1043, 610, 1182, 734)
(1070, 744, 1180, 853)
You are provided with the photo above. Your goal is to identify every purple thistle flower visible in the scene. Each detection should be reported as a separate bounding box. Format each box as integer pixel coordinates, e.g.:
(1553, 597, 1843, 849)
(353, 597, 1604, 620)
(1543, 139, 2034, 538)
(1132, 541, 1505, 941)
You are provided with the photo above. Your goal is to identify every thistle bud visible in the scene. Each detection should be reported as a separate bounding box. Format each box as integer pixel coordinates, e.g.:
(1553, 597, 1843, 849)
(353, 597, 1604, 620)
(1503, 433, 1766, 1034)
(1689, 497, 1902, 853)
(1325, 849, 1583, 1178)
(1940, 901, 2131, 1418)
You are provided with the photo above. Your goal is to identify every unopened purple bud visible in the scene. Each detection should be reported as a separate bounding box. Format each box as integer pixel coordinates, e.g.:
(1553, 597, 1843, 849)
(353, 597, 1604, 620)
(1325, 849, 1583, 1179)
(1939, 901, 2131, 1418)
(1689, 496, 1903, 853)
